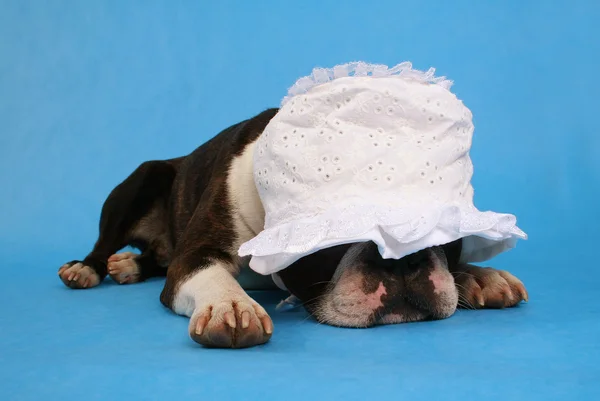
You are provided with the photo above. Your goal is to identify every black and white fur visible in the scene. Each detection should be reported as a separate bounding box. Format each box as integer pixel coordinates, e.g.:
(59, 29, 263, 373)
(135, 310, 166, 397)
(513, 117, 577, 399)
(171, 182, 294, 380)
(58, 108, 528, 348)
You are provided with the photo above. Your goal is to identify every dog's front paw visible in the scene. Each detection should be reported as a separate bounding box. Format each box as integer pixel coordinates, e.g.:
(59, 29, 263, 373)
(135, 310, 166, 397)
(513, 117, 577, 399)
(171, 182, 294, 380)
(58, 261, 101, 289)
(108, 252, 140, 284)
(454, 265, 528, 309)
(189, 296, 273, 349)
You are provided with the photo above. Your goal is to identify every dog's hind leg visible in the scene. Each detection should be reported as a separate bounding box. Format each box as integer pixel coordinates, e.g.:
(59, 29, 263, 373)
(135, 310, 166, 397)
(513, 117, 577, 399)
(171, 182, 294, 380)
(58, 160, 178, 289)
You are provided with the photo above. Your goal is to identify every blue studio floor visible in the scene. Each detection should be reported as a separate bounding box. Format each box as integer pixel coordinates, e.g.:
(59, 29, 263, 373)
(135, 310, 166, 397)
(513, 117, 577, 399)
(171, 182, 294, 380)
(2, 0, 600, 400)
(2, 256, 599, 400)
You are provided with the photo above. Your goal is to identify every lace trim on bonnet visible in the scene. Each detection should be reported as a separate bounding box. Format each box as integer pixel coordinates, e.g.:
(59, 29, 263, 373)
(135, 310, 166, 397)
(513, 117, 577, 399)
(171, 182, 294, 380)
(281, 61, 454, 107)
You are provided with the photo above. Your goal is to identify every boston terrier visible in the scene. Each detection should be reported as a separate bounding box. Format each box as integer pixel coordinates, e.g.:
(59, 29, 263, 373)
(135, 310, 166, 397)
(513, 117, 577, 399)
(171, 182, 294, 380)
(58, 108, 528, 348)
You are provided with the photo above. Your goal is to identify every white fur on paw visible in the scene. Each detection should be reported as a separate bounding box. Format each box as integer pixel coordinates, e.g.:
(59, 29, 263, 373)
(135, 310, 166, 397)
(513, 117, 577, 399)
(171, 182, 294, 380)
(189, 297, 273, 349)
(58, 262, 100, 289)
(107, 252, 140, 284)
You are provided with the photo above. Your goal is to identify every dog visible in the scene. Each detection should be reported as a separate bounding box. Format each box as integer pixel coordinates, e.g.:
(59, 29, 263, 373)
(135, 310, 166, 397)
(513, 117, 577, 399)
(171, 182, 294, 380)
(58, 108, 528, 348)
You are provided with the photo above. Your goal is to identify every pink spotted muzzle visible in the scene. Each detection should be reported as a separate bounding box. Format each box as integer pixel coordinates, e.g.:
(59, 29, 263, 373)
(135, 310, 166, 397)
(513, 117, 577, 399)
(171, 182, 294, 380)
(278, 241, 460, 328)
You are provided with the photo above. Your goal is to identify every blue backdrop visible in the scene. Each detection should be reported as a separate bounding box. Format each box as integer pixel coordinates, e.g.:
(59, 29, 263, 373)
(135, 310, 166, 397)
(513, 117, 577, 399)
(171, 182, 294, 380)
(1, 1, 599, 400)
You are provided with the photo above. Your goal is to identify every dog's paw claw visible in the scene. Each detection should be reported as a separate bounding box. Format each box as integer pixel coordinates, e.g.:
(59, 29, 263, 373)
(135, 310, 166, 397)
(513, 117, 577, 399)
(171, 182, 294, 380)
(241, 311, 251, 329)
(223, 311, 237, 329)
(260, 315, 274, 335)
(194, 314, 210, 336)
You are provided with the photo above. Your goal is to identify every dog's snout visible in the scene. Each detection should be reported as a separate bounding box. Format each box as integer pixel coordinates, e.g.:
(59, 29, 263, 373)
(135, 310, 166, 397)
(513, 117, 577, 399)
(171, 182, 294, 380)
(402, 246, 458, 319)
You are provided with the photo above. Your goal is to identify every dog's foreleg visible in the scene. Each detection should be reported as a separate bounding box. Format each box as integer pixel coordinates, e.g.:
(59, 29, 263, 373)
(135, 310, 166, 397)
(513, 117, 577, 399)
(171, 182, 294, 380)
(162, 255, 273, 349)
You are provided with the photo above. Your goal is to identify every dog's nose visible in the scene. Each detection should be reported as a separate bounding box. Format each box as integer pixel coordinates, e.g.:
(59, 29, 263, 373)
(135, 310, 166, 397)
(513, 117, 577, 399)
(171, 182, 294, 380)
(402, 247, 458, 319)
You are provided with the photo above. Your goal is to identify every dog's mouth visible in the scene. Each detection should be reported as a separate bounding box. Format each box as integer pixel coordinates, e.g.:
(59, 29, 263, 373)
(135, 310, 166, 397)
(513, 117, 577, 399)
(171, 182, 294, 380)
(328, 295, 435, 328)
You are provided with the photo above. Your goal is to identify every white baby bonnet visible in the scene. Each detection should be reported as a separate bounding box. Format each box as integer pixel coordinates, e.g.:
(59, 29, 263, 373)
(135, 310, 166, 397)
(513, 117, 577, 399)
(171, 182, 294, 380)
(238, 61, 527, 276)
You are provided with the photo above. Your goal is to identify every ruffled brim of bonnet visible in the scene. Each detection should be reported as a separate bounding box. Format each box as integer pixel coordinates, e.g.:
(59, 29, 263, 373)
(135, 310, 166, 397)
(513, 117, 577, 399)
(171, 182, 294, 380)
(240, 201, 526, 276)
(238, 61, 527, 276)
